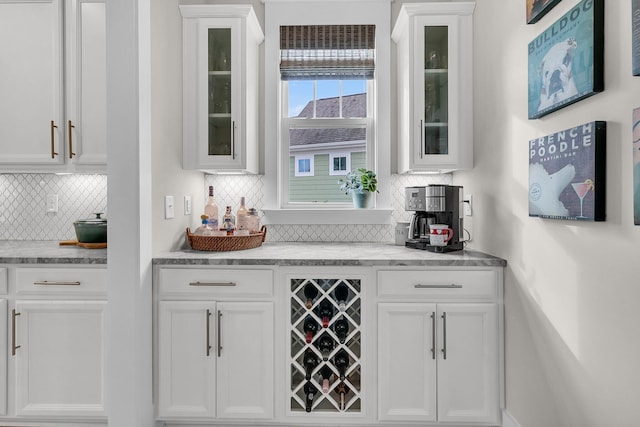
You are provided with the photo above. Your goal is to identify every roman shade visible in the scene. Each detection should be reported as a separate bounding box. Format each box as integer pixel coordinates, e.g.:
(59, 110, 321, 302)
(279, 25, 376, 80)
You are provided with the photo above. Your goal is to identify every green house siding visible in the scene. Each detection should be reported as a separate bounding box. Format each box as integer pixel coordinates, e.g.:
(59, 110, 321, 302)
(290, 152, 366, 203)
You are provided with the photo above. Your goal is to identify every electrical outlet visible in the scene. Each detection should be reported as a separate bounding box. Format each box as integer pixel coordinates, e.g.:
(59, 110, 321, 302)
(463, 194, 472, 216)
(164, 196, 175, 219)
(184, 195, 192, 215)
(46, 194, 58, 213)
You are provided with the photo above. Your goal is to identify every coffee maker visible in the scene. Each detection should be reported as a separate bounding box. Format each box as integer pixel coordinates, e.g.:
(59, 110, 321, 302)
(405, 185, 464, 252)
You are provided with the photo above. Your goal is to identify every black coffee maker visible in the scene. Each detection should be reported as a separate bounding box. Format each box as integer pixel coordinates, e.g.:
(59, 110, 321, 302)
(405, 185, 464, 252)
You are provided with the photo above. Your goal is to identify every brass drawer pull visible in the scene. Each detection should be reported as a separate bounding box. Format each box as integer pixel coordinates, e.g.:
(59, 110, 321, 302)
(414, 284, 462, 289)
(206, 309, 212, 356)
(68, 120, 76, 158)
(50, 120, 59, 158)
(189, 281, 237, 287)
(34, 280, 81, 286)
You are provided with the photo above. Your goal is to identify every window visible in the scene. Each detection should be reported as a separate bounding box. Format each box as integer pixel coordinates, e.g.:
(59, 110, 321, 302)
(329, 152, 351, 176)
(280, 25, 375, 207)
(262, 0, 392, 223)
(295, 155, 314, 176)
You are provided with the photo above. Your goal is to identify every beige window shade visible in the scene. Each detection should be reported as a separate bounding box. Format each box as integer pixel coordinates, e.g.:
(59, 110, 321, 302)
(280, 25, 376, 80)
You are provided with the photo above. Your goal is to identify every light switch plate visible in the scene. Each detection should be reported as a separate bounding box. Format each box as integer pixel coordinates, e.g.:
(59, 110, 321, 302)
(184, 195, 192, 215)
(46, 194, 58, 213)
(164, 196, 175, 219)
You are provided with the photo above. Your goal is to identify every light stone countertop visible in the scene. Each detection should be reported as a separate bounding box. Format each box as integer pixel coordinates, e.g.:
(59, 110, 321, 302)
(0, 241, 107, 264)
(154, 242, 506, 267)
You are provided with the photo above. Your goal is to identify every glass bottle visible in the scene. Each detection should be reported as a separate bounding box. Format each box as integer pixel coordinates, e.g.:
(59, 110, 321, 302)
(204, 186, 219, 228)
(236, 197, 249, 233)
(247, 208, 260, 233)
(221, 205, 235, 234)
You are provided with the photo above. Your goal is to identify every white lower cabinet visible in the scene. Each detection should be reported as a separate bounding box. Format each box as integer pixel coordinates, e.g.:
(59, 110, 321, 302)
(377, 269, 501, 426)
(0, 265, 107, 423)
(156, 267, 275, 422)
(378, 303, 498, 424)
(13, 300, 107, 418)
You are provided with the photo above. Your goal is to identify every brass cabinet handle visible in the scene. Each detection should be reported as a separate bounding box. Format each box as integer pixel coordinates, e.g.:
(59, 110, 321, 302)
(206, 309, 212, 356)
(414, 284, 462, 289)
(189, 281, 236, 287)
(68, 120, 76, 158)
(12, 309, 20, 356)
(430, 312, 436, 360)
(441, 312, 447, 360)
(33, 280, 81, 286)
(50, 120, 59, 158)
(217, 310, 223, 357)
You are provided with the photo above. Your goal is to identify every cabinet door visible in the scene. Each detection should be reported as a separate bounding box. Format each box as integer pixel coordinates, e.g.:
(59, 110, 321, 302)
(378, 303, 437, 422)
(216, 301, 274, 419)
(0, 0, 64, 166)
(0, 299, 6, 416)
(13, 300, 106, 417)
(157, 301, 216, 419)
(436, 303, 499, 424)
(65, 0, 107, 167)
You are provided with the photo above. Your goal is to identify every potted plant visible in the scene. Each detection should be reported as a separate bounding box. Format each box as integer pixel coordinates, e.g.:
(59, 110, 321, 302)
(338, 168, 379, 208)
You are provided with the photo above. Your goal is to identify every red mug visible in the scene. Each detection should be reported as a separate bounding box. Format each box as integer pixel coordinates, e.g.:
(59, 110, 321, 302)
(429, 224, 453, 246)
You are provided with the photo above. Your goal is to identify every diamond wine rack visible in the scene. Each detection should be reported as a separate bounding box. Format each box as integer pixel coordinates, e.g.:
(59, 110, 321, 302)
(290, 277, 362, 414)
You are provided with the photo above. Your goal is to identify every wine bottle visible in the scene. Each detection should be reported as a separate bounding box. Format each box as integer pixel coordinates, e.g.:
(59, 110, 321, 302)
(303, 315, 319, 344)
(336, 382, 348, 411)
(319, 365, 333, 393)
(334, 283, 349, 311)
(303, 282, 318, 309)
(303, 348, 319, 380)
(316, 333, 334, 361)
(304, 381, 318, 413)
(333, 316, 349, 344)
(333, 349, 349, 381)
(204, 186, 219, 228)
(317, 299, 334, 328)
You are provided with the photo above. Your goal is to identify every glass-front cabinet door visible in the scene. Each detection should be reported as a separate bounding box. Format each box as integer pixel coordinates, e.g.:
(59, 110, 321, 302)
(181, 5, 263, 173)
(208, 28, 233, 157)
(394, 3, 474, 173)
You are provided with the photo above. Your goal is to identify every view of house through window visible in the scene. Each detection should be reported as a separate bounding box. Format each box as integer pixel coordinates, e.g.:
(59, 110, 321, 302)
(285, 80, 370, 204)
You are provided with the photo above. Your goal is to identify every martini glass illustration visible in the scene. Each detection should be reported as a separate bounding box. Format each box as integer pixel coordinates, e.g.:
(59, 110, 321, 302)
(570, 179, 594, 219)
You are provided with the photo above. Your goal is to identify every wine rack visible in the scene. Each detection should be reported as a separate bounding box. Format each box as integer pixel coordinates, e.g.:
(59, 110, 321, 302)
(290, 277, 362, 414)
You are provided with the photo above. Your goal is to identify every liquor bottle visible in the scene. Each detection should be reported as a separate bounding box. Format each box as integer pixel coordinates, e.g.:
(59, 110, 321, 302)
(304, 381, 317, 413)
(333, 316, 349, 344)
(316, 333, 334, 361)
(221, 205, 235, 234)
(319, 365, 333, 393)
(236, 197, 249, 231)
(303, 348, 319, 380)
(303, 315, 319, 344)
(336, 382, 348, 411)
(333, 349, 350, 381)
(204, 186, 219, 228)
(334, 283, 349, 312)
(317, 299, 334, 328)
(194, 215, 214, 236)
(303, 282, 318, 309)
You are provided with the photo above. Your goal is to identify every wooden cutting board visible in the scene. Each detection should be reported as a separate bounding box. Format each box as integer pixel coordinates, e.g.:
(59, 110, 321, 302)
(59, 240, 107, 249)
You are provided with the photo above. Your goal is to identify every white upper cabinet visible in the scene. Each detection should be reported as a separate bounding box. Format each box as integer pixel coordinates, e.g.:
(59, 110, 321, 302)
(393, 2, 475, 173)
(0, 0, 106, 172)
(180, 5, 263, 173)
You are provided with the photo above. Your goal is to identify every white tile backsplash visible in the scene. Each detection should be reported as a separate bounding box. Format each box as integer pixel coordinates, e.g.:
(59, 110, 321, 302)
(204, 173, 452, 242)
(0, 174, 107, 241)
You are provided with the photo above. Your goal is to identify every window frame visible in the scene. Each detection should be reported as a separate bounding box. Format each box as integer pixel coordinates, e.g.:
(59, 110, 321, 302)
(262, 0, 392, 224)
(329, 152, 351, 176)
(294, 155, 314, 177)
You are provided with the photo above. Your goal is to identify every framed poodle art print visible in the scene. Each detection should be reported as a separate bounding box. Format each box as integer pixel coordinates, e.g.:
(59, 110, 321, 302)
(527, 0, 604, 119)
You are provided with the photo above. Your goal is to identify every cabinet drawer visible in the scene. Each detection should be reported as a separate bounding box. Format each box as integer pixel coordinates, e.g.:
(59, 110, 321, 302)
(0, 268, 6, 294)
(15, 267, 107, 296)
(158, 268, 273, 297)
(377, 269, 497, 300)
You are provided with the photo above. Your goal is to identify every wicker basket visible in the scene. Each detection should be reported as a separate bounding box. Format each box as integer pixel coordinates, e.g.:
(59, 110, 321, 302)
(186, 225, 266, 251)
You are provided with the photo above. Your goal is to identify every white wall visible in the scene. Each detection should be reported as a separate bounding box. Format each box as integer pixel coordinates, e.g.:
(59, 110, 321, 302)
(455, 1, 640, 426)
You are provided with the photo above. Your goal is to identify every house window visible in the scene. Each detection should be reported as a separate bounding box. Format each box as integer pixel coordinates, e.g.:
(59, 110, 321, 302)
(280, 25, 375, 207)
(295, 155, 314, 176)
(329, 152, 351, 176)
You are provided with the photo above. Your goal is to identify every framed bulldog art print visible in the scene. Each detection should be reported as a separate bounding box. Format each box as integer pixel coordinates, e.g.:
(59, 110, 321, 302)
(527, 0, 562, 24)
(527, 0, 604, 119)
